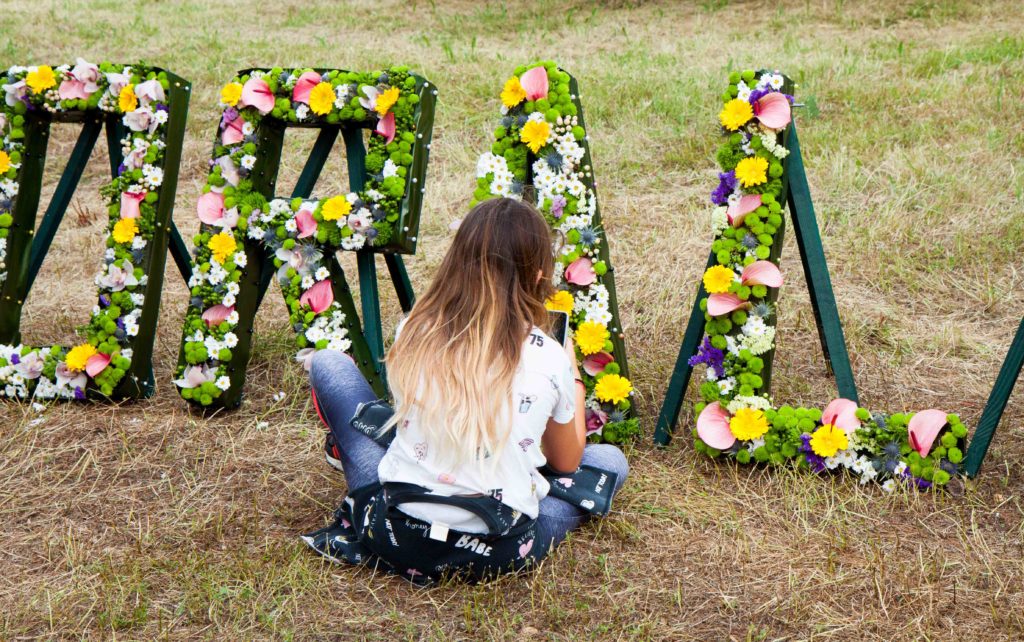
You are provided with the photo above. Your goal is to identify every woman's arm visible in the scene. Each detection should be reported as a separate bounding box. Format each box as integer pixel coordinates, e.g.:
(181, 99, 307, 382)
(541, 338, 587, 473)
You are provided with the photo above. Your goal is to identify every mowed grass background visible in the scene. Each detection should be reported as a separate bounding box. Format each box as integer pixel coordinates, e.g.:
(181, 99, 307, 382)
(1, 0, 1022, 639)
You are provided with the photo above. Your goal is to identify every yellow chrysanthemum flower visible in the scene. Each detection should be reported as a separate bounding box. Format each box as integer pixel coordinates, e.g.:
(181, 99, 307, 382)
(208, 231, 237, 264)
(719, 98, 753, 131)
(595, 374, 632, 405)
(321, 195, 352, 221)
(501, 76, 527, 108)
(65, 343, 97, 372)
(810, 423, 849, 457)
(112, 218, 138, 244)
(520, 119, 551, 154)
(26, 66, 56, 94)
(735, 156, 769, 188)
(545, 290, 575, 314)
(0, 150, 10, 174)
(375, 86, 400, 115)
(220, 82, 243, 106)
(575, 321, 610, 356)
(729, 407, 769, 441)
(703, 265, 735, 294)
(309, 82, 336, 116)
(119, 84, 138, 112)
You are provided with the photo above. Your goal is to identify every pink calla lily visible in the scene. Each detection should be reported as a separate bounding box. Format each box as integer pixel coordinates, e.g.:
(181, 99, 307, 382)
(292, 71, 323, 104)
(908, 409, 948, 457)
(240, 77, 274, 114)
(197, 191, 225, 225)
(58, 79, 89, 100)
(202, 304, 235, 328)
(740, 261, 783, 288)
(585, 407, 608, 436)
(697, 402, 736, 450)
(822, 398, 861, 433)
(173, 364, 216, 389)
(707, 293, 748, 317)
(295, 208, 318, 238)
(300, 279, 334, 313)
(727, 193, 762, 227)
(120, 191, 146, 219)
(582, 352, 614, 376)
(221, 116, 245, 145)
(754, 92, 791, 129)
(519, 66, 549, 101)
(375, 111, 396, 144)
(85, 352, 111, 378)
(565, 257, 597, 286)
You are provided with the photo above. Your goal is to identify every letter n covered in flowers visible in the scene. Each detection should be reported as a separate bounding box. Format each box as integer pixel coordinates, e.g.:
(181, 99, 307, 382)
(175, 67, 436, 408)
(0, 63, 190, 400)
(473, 62, 636, 443)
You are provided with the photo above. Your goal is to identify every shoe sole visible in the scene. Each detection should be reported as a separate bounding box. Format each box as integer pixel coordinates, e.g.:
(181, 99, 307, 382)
(325, 451, 345, 472)
(299, 535, 347, 565)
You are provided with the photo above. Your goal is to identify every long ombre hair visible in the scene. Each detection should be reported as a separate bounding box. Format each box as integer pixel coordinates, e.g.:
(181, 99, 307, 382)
(384, 198, 556, 467)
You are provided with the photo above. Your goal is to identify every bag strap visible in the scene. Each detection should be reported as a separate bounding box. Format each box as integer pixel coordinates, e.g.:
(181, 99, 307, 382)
(382, 482, 519, 535)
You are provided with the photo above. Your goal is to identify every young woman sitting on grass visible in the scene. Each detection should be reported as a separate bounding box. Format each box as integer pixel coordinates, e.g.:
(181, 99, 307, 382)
(302, 197, 628, 585)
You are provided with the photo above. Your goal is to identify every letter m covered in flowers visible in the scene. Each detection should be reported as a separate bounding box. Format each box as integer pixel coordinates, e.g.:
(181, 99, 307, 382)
(0, 62, 190, 400)
(175, 67, 436, 408)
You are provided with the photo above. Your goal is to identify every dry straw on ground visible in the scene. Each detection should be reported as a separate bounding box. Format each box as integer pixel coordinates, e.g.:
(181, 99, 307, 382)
(1, 0, 1023, 639)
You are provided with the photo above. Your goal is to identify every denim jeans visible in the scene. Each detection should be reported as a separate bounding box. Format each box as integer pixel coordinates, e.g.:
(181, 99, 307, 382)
(309, 350, 629, 551)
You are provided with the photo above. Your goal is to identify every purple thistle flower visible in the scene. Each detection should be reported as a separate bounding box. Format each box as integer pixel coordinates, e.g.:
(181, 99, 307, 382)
(711, 171, 737, 206)
(688, 336, 725, 378)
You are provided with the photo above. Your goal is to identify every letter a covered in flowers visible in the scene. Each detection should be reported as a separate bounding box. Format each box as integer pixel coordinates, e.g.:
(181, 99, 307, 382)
(0, 62, 189, 400)
(175, 67, 436, 409)
(472, 61, 636, 444)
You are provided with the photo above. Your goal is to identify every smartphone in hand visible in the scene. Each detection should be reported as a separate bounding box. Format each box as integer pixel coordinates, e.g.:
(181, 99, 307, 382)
(548, 310, 569, 347)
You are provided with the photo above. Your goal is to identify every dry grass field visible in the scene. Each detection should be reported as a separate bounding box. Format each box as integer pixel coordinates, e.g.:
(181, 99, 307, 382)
(1, 0, 1023, 639)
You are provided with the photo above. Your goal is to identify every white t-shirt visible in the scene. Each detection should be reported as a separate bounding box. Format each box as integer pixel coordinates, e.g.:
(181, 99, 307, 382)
(377, 326, 576, 533)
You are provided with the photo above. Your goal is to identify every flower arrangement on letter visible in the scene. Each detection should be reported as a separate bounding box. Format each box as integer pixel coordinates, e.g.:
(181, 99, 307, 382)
(177, 67, 422, 406)
(689, 69, 966, 490)
(473, 61, 638, 443)
(0, 61, 173, 399)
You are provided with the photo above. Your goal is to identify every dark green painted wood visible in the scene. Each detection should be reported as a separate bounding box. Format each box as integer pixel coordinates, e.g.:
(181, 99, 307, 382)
(167, 223, 193, 282)
(784, 122, 858, 403)
(385, 254, 415, 313)
(653, 251, 717, 445)
(964, 316, 1024, 477)
(25, 118, 102, 292)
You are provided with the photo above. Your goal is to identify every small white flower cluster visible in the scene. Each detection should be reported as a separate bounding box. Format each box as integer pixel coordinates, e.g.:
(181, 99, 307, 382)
(572, 282, 612, 325)
(726, 394, 773, 415)
(476, 152, 516, 197)
(738, 315, 776, 356)
(304, 304, 351, 352)
(822, 449, 881, 485)
(0, 344, 30, 399)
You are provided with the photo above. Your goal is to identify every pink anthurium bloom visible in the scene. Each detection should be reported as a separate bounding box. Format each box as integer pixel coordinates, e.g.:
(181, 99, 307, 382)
(727, 194, 761, 228)
(565, 257, 597, 286)
(740, 261, 783, 288)
(221, 115, 245, 145)
(292, 71, 323, 104)
(697, 402, 736, 450)
(300, 279, 334, 313)
(754, 92, 791, 130)
(173, 364, 216, 389)
(295, 208, 318, 239)
(58, 79, 89, 100)
(582, 352, 614, 376)
(202, 304, 235, 328)
(585, 407, 608, 436)
(240, 77, 274, 114)
(85, 352, 111, 378)
(707, 293, 748, 317)
(519, 66, 549, 101)
(908, 409, 949, 457)
(821, 398, 861, 435)
(120, 191, 146, 219)
(197, 191, 225, 225)
(375, 111, 396, 144)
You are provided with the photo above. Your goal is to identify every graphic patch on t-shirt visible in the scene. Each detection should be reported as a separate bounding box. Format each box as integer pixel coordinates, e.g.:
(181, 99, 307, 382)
(517, 394, 536, 414)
